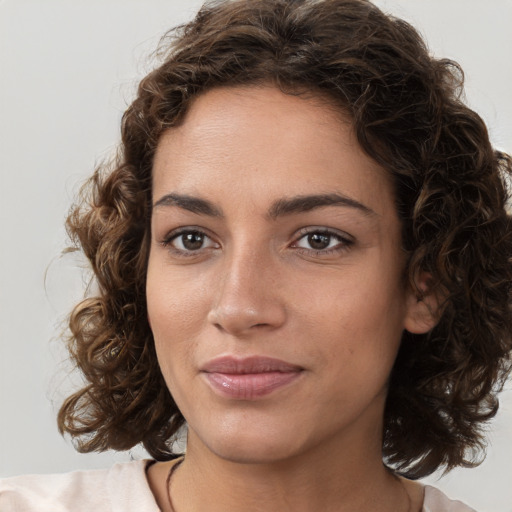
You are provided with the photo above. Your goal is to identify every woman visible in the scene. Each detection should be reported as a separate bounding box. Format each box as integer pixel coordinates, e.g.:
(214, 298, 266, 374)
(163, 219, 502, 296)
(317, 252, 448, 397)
(1, 0, 511, 510)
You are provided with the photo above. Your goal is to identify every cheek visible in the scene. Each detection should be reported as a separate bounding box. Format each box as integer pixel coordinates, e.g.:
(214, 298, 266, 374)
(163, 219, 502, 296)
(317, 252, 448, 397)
(146, 259, 210, 375)
(295, 266, 406, 371)
(147, 256, 209, 328)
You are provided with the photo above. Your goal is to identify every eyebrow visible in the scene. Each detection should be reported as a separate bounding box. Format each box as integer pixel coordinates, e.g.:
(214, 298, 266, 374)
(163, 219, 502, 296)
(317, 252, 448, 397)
(267, 193, 376, 219)
(153, 193, 223, 217)
(152, 192, 376, 218)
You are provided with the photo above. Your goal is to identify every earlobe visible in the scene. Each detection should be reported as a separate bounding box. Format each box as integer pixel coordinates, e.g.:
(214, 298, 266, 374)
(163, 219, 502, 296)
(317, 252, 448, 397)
(404, 271, 443, 334)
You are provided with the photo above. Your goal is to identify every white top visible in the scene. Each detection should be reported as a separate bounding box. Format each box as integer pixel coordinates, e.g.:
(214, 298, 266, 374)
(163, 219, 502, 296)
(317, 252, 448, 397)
(0, 460, 477, 512)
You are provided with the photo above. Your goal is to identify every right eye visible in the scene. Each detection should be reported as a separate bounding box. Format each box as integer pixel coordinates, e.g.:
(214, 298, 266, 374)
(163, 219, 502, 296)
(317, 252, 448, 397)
(162, 229, 219, 254)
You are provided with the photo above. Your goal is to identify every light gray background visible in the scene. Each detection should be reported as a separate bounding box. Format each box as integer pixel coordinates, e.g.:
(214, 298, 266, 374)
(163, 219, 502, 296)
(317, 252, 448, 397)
(1, 1, 511, 510)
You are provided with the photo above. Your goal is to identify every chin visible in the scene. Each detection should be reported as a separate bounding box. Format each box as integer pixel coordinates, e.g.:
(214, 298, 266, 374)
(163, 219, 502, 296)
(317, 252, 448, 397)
(190, 421, 312, 465)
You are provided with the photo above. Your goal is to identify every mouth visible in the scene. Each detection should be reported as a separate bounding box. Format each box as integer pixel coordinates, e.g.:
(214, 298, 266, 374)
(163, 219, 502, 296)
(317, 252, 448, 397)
(200, 356, 304, 400)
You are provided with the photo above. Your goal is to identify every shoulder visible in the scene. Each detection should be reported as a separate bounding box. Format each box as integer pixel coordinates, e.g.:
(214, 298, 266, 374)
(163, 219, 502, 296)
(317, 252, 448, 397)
(0, 459, 159, 512)
(423, 485, 478, 512)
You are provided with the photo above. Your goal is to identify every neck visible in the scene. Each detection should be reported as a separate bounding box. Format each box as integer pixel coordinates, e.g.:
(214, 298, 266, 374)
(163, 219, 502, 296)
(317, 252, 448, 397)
(167, 428, 410, 512)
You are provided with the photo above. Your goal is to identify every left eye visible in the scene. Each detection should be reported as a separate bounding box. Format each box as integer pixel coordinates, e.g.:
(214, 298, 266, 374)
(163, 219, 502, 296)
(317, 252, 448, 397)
(168, 231, 217, 252)
(294, 231, 349, 251)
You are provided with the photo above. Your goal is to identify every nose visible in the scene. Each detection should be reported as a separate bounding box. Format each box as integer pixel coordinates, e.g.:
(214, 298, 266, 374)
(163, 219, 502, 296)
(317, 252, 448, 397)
(207, 246, 287, 337)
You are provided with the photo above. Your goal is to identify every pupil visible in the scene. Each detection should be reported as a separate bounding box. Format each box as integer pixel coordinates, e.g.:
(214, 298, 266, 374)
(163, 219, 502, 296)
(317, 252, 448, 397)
(308, 233, 330, 250)
(183, 232, 204, 250)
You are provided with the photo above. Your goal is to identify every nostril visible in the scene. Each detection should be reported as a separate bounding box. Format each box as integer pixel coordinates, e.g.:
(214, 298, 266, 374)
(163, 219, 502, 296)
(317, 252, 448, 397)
(207, 294, 287, 335)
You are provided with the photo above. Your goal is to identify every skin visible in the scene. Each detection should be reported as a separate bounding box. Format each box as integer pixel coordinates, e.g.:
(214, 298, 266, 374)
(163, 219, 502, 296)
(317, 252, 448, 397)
(146, 85, 433, 512)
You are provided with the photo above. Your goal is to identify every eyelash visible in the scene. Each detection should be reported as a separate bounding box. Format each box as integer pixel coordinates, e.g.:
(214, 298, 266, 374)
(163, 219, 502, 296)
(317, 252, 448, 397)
(160, 227, 354, 258)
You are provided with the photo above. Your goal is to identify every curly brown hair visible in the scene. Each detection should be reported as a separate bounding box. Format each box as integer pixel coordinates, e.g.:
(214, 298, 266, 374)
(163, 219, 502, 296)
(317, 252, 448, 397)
(58, 0, 512, 478)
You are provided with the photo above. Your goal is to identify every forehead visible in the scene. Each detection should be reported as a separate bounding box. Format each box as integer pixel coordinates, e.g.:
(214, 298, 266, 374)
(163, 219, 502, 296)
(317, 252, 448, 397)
(152, 85, 395, 218)
(155, 85, 350, 159)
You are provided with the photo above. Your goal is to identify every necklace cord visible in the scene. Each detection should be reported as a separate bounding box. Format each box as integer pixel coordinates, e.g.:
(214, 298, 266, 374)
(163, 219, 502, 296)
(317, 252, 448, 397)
(165, 457, 184, 512)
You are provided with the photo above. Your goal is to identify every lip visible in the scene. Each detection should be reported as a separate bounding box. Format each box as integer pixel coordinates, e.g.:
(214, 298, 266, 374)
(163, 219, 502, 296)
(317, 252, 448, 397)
(200, 356, 304, 400)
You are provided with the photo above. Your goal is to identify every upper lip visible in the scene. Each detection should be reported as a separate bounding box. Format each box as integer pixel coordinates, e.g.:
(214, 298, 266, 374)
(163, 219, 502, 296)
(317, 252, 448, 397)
(200, 356, 303, 374)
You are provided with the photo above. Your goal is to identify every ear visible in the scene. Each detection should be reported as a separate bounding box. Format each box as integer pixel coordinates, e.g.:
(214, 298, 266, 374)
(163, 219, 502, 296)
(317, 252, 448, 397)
(404, 271, 443, 334)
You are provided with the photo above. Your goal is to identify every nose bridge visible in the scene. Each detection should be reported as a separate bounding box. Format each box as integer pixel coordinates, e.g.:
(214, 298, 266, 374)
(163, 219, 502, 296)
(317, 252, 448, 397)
(227, 238, 270, 290)
(208, 235, 286, 334)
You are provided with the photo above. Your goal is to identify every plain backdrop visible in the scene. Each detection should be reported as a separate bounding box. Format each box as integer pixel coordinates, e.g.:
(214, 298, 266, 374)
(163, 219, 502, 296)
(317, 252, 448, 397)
(1, 1, 511, 511)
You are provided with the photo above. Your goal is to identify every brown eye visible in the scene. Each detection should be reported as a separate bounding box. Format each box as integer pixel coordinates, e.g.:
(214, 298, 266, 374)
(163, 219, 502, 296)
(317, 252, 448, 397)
(166, 230, 218, 253)
(293, 228, 353, 255)
(307, 233, 331, 250)
(180, 232, 205, 250)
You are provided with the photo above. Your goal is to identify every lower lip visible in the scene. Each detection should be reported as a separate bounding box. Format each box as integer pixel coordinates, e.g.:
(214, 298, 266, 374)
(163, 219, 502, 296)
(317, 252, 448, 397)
(203, 371, 302, 399)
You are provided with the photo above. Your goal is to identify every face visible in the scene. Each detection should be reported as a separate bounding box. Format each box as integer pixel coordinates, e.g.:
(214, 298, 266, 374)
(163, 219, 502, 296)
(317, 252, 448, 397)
(147, 85, 423, 464)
